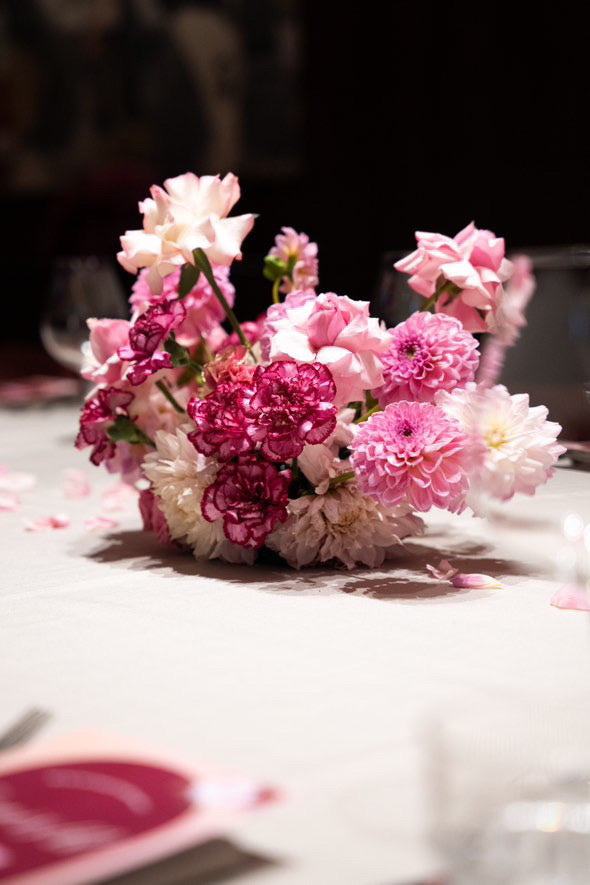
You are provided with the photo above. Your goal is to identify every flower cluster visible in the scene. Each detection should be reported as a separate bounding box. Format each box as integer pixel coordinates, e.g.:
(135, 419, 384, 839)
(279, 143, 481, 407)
(77, 171, 564, 570)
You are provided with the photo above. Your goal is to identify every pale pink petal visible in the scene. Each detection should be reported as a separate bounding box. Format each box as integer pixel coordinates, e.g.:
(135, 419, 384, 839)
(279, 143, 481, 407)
(0, 469, 36, 493)
(102, 482, 139, 512)
(426, 559, 459, 580)
(24, 513, 70, 532)
(450, 572, 502, 589)
(0, 493, 20, 512)
(84, 516, 120, 532)
(63, 468, 92, 498)
(550, 584, 590, 611)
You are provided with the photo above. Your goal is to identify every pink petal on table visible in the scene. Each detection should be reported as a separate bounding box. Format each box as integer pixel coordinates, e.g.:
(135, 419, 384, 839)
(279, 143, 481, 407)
(450, 572, 503, 589)
(550, 584, 590, 611)
(24, 513, 70, 532)
(426, 559, 459, 581)
(0, 492, 20, 512)
(0, 468, 36, 492)
(63, 468, 92, 498)
(102, 482, 139, 512)
(84, 516, 119, 532)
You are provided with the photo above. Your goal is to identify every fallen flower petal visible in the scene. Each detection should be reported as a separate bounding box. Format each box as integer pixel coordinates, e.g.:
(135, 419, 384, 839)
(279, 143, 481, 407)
(84, 516, 120, 532)
(426, 559, 459, 581)
(450, 572, 503, 589)
(24, 514, 71, 532)
(0, 493, 20, 512)
(102, 482, 139, 512)
(0, 467, 36, 492)
(550, 584, 590, 611)
(63, 468, 92, 498)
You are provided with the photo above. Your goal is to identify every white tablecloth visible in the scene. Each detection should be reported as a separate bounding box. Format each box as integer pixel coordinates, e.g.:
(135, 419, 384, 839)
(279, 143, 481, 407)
(2, 405, 590, 884)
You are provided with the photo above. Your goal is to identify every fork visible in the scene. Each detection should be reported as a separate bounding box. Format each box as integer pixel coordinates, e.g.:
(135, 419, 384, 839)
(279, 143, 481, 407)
(0, 707, 51, 751)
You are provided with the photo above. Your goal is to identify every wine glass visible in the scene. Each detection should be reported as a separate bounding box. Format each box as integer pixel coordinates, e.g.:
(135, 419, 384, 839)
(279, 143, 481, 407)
(40, 256, 128, 375)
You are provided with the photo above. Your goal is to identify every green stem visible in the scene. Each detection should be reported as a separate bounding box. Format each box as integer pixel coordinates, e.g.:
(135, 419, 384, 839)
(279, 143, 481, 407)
(420, 278, 461, 312)
(193, 249, 255, 359)
(156, 380, 185, 414)
(328, 470, 356, 489)
(272, 277, 282, 305)
(355, 403, 381, 424)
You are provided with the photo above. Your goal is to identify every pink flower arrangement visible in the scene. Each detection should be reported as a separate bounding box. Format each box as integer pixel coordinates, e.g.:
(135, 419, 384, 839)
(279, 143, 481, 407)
(76, 170, 563, 570)
(373, 311, 479, 406)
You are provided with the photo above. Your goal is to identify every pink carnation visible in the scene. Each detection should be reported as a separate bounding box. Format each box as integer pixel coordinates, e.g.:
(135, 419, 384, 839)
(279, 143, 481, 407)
(395, 223, 514, 333)
(117, 172, 255, 294)
(267, 227, 319, 294)
(81, 318, 131, 386)
(76, 387, 134, 466)
(138, 488, 173, 546)
(188, 381, 254, 460)
(201, 455, 290, 549)
(244, 361, 337, 461)
(204, 346, 257, 389)
(373, 311, 479, 406)
(118, 298, 186, 385)
(130, 264, 235, 344)
(350, 401, 471, 513)
(491, 254, 535, 346)
(262, 291, 391, 406)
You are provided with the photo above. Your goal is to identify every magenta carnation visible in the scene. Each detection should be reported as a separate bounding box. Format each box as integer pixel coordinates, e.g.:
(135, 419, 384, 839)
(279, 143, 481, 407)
(373, 311, 479, 406)
(130, 264, 235, 344)
(75, 387, 134, 466)
(201, 455, 290, 549)
(138, 488, 173, 545)
(118, 298, 186, 384)
(350, 401, 470, 513)
(245, 361, 337, 461)
(187, 381, 254, 460)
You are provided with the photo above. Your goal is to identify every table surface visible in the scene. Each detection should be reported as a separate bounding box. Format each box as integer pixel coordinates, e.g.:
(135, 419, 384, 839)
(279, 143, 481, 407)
(2, 404, 590, 885)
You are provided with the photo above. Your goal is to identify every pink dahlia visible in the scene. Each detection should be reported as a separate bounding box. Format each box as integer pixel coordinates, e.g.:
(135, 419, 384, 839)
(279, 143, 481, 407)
(130, 264, 235, 344)
(262, 291, 391, 406)
(350, 401, 471, 513)
(76, 387, 134, 466)
(267, 227, 319, 294)
(118, 298, 186, 384)
(245, 361, 337, 461)
(373, 311, 479, 406)
(394, 223, 514, 333)
(201, 454, 290, 549)
(187, 381, 254, 460)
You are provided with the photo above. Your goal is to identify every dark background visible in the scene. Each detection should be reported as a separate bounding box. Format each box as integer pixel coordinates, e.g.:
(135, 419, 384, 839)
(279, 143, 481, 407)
(1, 0, 588, 374)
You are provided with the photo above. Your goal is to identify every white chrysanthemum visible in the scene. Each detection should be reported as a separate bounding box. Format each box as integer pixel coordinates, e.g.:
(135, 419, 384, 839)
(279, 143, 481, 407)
(142, 427, 254, 564)
(267, 483, 424, 570)
(436, 383, 565, 501)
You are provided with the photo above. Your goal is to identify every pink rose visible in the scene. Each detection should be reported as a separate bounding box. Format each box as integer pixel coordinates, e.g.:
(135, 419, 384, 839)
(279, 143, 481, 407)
(81, 318, 131, 386)
(395, 223, 514, 333)
(117, 172, 255, 294)
(262, 291, 391, 406)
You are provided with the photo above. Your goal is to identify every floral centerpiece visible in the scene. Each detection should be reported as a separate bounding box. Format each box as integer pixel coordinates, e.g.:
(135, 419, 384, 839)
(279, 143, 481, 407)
(76, 172, 564, 569)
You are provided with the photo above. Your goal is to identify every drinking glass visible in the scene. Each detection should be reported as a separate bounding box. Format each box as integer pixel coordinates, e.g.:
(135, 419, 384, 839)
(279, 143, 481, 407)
(40, 256, 128, 374)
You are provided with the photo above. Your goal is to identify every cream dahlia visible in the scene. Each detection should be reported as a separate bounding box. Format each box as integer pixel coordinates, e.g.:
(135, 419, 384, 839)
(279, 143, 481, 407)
(142, 428, 254, 563)
(436, 384, 565, 501)
(267, 482, 424, 570)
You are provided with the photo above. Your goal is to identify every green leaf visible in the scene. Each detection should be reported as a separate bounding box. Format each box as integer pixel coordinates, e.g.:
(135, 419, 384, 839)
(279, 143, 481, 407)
(263, 255, 288, 282)
(164, 333, 191, 367)
(107, 416, 154, 447)
(178, 262, 200, 298)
